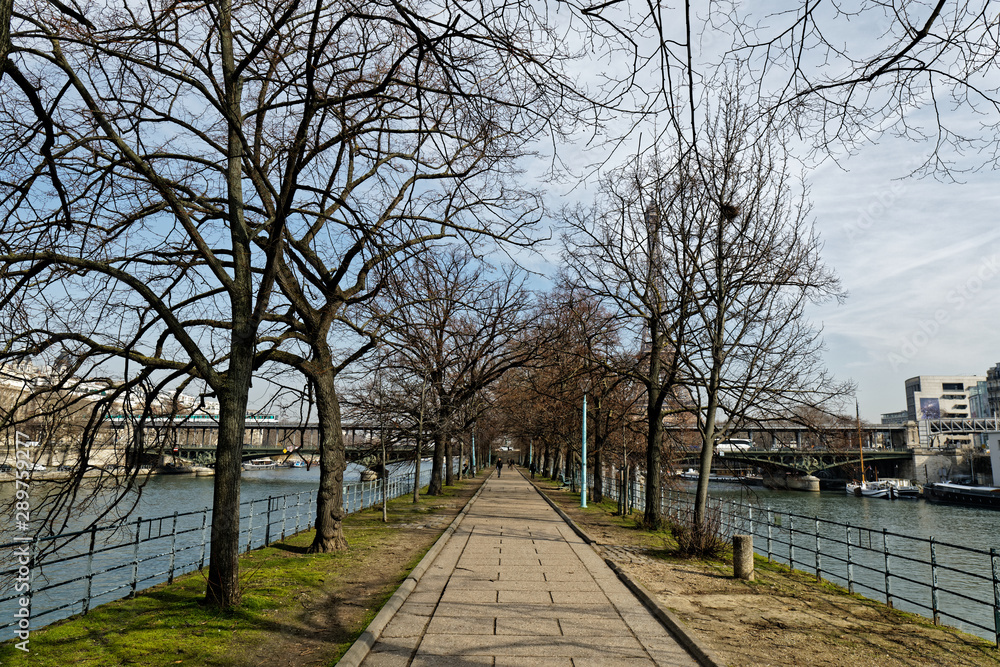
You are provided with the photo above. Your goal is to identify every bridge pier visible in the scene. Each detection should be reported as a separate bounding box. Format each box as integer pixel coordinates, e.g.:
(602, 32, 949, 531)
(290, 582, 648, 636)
(762, 471, 820, 492)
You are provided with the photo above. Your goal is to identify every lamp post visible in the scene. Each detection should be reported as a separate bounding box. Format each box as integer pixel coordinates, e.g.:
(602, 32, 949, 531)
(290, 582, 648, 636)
(581, 394, 588, 508)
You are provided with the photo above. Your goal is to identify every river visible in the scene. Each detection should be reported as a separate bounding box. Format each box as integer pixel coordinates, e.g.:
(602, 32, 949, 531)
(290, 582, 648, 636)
(4, 471, 999, 643)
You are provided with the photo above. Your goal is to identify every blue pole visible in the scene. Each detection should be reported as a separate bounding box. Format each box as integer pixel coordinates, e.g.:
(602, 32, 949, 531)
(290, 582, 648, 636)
(471, 431, 476, 475)
(582, 395, 588, 508)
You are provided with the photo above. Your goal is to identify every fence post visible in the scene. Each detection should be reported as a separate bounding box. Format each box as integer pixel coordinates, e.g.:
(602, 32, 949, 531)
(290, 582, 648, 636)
(991, 547, 1000, 648)
(814, 517, 821, 582)
(883, 528, 893, 608)
(788, 515, 795, 569)
(265, 496, 274, 545)
(168, 511, 178, 584)
(930, 537, 940, 625)
(247, 499, 256, 552)
(199, 509, 209, 570)
(281, 495, 288, 540)
(26, 539, 35, 621)
(767, 509, 773, 562)
(83, 524, 97, 614)
(294, 492, 303, 535)
(846, 526, 854, 594)
(130, 516, 142, 598)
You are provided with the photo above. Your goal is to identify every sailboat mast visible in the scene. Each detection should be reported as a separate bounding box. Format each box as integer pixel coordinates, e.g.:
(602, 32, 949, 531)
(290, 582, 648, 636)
(857, 400, 865, 483)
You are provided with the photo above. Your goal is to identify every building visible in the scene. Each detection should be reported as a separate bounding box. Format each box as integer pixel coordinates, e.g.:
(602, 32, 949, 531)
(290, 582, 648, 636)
(880, 410, 909, 425)
(905, 376, 984, 421)
(905, 375, 985, 447)
(968, 380, 991, 419)
(987, 363, 1000, 418)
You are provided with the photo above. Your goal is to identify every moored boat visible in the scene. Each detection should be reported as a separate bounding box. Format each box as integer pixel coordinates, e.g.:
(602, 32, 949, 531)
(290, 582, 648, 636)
(923, 481, 1000, 509)
(884, 478, 922, 499)
(846, 479, 893, 499)
(243, 458, 276, 471)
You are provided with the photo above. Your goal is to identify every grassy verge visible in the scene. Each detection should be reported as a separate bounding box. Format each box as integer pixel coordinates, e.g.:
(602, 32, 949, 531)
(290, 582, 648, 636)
(0, 477, 484, 666)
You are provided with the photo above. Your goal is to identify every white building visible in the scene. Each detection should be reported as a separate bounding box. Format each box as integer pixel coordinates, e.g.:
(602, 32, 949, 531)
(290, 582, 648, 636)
(905, 375, 985, 447)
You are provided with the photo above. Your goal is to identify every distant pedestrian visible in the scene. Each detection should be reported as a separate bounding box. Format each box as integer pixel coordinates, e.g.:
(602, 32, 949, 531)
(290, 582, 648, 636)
(496, 457, 502, 477)
(508, 458, 513, 470)
(529, 461, 536, 479)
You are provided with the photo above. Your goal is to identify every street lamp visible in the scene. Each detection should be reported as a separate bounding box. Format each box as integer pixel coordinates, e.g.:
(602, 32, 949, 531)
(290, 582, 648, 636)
(581, 394, 587, 508)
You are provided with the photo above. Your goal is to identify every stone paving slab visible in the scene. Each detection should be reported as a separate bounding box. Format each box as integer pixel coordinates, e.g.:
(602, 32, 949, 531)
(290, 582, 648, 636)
(360, 469, 699, 666)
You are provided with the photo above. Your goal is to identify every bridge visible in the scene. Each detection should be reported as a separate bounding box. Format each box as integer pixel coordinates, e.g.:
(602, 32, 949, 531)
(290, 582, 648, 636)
(919, 418, 1000, 446)
(104, 417, 413, 466)
(696, 447, 913, 477)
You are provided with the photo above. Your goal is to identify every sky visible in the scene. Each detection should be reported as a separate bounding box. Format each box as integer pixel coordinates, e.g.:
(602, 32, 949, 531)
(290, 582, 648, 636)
(515, 2, 1000, 423)
(806, 137, 1000, 420)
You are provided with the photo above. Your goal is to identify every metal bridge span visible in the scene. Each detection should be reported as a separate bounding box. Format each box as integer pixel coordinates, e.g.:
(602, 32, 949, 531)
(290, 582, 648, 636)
(689, 448, 913, 476)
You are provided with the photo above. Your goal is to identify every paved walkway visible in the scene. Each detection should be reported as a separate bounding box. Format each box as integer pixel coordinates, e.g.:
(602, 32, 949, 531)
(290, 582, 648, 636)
(361, 469, 699, 666)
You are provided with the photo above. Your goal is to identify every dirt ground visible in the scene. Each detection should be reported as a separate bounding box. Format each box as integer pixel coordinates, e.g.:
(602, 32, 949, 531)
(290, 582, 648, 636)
(534, 480, 1000, 667)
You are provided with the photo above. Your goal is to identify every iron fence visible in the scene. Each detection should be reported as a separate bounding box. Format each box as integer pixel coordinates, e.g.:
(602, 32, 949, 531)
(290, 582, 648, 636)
(599, 473, 1000, 646)
(0, 471, 424, 639)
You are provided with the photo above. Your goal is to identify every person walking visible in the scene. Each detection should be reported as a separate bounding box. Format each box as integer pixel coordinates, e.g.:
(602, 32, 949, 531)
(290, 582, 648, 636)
(496, 457, 503, 478)
(529, 461, 536, 479)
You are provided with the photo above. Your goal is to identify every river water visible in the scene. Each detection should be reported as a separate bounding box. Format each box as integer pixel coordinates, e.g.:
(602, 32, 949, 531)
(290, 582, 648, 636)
(4, 471, 1000, 643)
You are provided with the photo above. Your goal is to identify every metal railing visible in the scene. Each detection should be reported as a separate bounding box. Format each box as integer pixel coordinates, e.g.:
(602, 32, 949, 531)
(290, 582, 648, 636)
(598, 473, 1000, 646)
(0, 471, 426, 640)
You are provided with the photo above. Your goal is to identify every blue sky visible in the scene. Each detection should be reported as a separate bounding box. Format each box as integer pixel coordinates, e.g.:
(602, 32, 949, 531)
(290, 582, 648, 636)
(807, 137, 1000, 420)
(518, 3, 1000, 423)
(528, 134, 1000, 423)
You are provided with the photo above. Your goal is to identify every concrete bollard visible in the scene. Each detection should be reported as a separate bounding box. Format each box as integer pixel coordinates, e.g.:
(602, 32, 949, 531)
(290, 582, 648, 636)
(733, 534, 754, 581)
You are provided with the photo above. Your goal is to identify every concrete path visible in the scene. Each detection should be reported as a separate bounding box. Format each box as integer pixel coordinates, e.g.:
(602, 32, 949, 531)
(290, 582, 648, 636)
(360, 469, 699, 666)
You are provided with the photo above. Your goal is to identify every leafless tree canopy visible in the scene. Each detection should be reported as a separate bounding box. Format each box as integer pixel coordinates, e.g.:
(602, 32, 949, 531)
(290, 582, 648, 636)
(0, 0, 590, 607)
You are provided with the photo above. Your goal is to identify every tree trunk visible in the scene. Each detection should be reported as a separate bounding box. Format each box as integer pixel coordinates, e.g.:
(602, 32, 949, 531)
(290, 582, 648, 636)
(445, 431, 454, 486)
(308, 370, 348, 552)
(695, 362, 723, 526)
(643, 334, 664, 529)
(593, 431, 604, 503)
(428, 428, 446, 495)
(205, 378, 249, 608)
(205, 0, 252, 609)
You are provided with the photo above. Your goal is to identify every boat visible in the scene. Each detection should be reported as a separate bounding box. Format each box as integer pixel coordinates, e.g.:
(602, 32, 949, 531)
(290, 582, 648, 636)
(845, 401, 893, 498)
(924, 480, 1000, 509)
(156, 462, 195, 474)
(243, 458, 276, 470)
(678, 468, 762, 485)
(287, 460, 306, 468)
(884, 478, 922, 499)
(846, 479, 893, 499)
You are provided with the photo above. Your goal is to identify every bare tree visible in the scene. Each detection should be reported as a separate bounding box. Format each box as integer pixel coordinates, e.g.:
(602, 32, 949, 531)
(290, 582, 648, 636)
(372, 247, 538, 495)
(671, 95, 851, 526)
(1, 0, 594, 605)
(561, 156, 701, 529)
